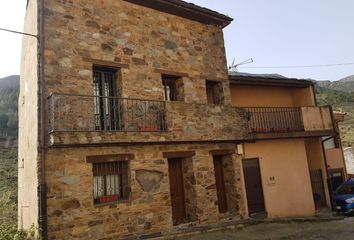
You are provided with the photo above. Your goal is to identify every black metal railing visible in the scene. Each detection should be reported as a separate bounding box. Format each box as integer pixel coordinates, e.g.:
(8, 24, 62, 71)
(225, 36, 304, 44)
(48, 93, 167, 132)
(245, 107, 304, 133)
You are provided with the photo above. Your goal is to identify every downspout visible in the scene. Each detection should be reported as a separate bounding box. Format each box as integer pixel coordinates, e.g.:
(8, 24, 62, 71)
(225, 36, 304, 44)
(38, 0, 47, 239)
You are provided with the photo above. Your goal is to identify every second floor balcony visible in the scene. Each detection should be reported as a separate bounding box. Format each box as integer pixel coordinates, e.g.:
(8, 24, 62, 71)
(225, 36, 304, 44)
(47, 93, 249, 146)
(245, 106, 334, 139)
(47, 94, 335, 146)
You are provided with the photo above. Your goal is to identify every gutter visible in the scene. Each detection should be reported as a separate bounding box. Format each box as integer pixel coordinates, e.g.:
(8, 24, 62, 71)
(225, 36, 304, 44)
(38, 0, 48, 238)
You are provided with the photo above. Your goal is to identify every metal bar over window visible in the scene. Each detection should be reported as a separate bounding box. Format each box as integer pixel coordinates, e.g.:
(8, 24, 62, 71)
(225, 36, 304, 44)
(93, 161, 129, 204)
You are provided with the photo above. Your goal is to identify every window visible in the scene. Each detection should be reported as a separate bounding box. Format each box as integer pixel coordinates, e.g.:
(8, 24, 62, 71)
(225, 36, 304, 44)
(162, 75, 182, 101)
(93, 66, 120, 130)
(206, 80, 224, 105)
(206, 81, 219, 104)
(93, 161, 129, 204)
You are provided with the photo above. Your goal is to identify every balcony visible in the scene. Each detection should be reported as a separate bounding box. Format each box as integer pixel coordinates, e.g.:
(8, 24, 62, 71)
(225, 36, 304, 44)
(47, 93, 249, 146)
(48, 93, 167, 133)
(245, 106, 334, 139)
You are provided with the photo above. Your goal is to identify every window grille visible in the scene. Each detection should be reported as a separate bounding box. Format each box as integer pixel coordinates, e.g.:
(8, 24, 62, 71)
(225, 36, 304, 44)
(92, 161, 129, 204)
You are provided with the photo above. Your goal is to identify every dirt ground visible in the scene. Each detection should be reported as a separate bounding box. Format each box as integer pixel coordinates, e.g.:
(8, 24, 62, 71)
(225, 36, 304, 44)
(179, 218, 354, 240)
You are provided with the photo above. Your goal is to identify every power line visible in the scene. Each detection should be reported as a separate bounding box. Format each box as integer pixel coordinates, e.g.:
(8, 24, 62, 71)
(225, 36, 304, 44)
(0, 27, 37, 38)
(238, 62, 354, 69)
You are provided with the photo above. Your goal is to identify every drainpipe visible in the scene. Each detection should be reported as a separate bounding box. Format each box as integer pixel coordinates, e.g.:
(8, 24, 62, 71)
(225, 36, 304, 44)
(38, 0, 48, 239)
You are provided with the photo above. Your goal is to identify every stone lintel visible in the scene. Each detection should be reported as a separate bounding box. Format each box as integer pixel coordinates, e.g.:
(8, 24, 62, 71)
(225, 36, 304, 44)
(209, 149, 235, 156)
(83, 58, 130, 69)
(162, 151, 196, 158)
(86, 154, 134, 163)
(154, 68, 189, 77)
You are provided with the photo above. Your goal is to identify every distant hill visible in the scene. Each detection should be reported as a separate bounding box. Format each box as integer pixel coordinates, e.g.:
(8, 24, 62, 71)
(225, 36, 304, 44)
(317, 75, 354, 93)
(0, 75, 19, 138)
(315, 76, 354, 147)
(0, 75, 19, 90)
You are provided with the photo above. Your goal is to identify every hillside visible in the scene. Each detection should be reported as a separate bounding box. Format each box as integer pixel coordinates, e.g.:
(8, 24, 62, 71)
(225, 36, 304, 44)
(315, 83, 354, 147)
(0, 75, 20, 138)
(317, 75, 354, 93)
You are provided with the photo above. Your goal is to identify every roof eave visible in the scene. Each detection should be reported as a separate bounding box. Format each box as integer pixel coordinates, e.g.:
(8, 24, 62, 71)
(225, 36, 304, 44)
(123, 0, 233, 28)
(229, 75, 314, 88)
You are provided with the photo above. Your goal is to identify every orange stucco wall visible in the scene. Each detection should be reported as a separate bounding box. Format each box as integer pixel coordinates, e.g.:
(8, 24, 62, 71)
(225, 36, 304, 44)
(304, 138, 331, 207)
(230, 84, 315, 107)
(243, 139, 315, 218)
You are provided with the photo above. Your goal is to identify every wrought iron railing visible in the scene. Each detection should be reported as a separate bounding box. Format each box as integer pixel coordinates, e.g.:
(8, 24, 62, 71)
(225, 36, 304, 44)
(48, 93, 167, 132)
(245, 107, 304, 133)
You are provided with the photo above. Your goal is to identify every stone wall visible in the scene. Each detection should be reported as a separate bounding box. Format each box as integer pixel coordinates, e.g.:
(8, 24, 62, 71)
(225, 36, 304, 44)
(43, 0, 230, 105)
(18, 0, 40, 230)
(45, 143, 246, 239)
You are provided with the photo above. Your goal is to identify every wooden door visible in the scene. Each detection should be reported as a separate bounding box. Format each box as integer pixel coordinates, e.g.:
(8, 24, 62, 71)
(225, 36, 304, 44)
(213, 156, 228, 213)
(243, 159, 265, 215)
(168, 158, 186, 224)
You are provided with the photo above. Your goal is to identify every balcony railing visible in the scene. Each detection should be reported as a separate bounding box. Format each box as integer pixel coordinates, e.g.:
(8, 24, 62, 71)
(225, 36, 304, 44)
(245, 107, 304, 133)
(48, 93, 167, 132)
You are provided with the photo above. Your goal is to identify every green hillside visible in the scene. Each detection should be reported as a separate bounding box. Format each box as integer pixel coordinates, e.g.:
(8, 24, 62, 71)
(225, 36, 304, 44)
(315, 84, 354, 147)
(0, 75, 19, 138)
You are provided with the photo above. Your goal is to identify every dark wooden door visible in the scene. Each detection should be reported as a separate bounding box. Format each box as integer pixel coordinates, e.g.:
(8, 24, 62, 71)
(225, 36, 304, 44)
(243, 159, 265, 215)
(168, 158, 186, 224)
(213, 156, 228, 213)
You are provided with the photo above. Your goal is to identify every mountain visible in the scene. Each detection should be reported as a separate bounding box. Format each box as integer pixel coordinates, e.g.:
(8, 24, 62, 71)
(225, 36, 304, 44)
(315, 76, 354, 147)
(317, 75, 354, 93)
(0, 75, 20, 90)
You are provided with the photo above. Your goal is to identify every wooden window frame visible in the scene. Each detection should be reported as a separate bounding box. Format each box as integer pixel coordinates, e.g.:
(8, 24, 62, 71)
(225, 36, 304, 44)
(206, 80, 222, 105)
(162, 75, 182, 102)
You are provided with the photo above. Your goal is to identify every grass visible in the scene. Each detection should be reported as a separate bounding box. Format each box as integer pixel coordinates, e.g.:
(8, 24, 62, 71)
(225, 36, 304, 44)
(0, 149, 35, 240)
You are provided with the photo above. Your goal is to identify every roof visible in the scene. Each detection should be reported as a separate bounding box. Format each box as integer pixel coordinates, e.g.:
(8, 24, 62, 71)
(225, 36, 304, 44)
(228, 71, 314, 88)
(333, 111, 347, 122)
(123, 0, 233, 28)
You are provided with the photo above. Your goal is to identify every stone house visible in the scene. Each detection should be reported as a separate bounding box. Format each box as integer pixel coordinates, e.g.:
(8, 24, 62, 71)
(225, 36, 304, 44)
(19, 0, 339, 239)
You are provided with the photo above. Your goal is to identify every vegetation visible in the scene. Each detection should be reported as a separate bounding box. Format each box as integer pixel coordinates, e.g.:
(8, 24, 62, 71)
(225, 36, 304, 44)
(315, 85, 354, 147)
(0, 149, 36, 239)
(0, 75, 19, 138)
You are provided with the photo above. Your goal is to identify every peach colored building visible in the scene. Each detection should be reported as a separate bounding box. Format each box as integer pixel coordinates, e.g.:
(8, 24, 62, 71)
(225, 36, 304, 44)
(229, 72, 334, 217)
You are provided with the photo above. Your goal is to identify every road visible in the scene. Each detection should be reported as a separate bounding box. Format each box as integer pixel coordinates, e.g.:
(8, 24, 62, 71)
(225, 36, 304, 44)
(179, 218, 354, 240)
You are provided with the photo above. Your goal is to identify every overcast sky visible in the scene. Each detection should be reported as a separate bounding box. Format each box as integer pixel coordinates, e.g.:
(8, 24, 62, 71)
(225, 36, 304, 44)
(0, 0, 353, 81)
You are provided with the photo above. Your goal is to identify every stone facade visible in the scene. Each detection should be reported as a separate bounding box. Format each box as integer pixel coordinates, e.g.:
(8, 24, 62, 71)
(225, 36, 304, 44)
(45, 143, 246, 239)
(43, 0, 230, 103)
(35, 0, 245, 239)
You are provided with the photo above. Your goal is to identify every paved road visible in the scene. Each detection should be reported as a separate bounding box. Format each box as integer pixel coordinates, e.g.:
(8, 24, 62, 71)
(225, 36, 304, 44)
(180, 218, 354, 240)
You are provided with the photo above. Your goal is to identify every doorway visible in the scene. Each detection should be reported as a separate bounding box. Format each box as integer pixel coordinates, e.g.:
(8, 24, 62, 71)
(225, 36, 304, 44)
(213, 155, 228, 213)
(242, 158, 266, 215)
(168, 158, 187, 225)
(329, 170, 344, 192)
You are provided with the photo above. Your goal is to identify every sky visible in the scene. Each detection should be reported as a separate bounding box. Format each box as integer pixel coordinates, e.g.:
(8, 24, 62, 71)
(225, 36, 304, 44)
(0, 0, 353, 81)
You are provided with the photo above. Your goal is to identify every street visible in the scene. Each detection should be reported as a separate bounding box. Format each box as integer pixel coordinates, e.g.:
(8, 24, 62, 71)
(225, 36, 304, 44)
(180, 218, 354, 240)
